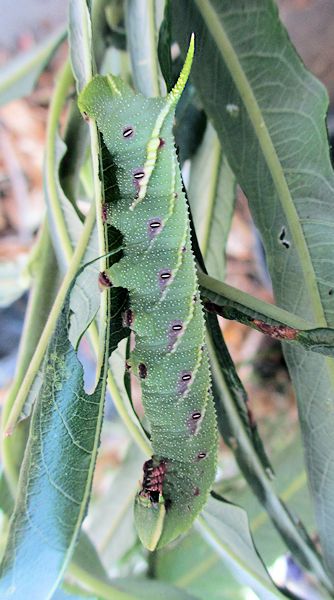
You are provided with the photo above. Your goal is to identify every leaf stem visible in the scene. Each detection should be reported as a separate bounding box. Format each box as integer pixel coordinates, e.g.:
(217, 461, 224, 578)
(198, 271, 317, 329)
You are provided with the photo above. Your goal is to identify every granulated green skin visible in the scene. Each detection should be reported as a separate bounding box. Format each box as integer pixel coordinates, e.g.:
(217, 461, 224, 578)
(79, 54, 218, 548)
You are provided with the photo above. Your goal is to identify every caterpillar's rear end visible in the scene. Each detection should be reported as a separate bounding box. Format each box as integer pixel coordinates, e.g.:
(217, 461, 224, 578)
(79, 37, 218, 550)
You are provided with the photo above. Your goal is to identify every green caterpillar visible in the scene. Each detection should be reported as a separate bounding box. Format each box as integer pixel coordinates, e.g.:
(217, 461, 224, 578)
(79, 37, 218, 550)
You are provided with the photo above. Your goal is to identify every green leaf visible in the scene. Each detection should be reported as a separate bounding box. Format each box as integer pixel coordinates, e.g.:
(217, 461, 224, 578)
(189, 122, 236, 281)
(69, 0, 93, 93)
(0, 473, 14, 518)
(109, 578, 198, 600)
(172, 0, 334, 586)
(174, 82, 207, 165)
(125, 0, 163, 96)
(71, 531, 109, 581)
(156, 529, 245, 600)
(158, 0, 173, 92)
(0, 27, 65, 106)
(207, 312, 329, 589)
(86, 443, 145, 568)
(69, 544, 199, 600)
(154, 438, 315, 599)
(197, 495, 285, 599)
(0, 273, 110, 599)
(226, 435, 315, 569)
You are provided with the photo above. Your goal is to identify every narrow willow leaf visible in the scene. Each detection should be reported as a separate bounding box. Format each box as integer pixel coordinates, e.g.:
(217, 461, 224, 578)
(69, 0, 93, 94)
(155, 436, 319, 600)
(189, 122, 236, 281)
(156, 529, 246, 600)
(0, 27, 65, 107)
(172, 0, 334, 586)
(227, 435, 315, 568)
(71, 531, 109, 581)
(207, 313, 272, 474)
(197, 495, 284, 599)
(125, 0, 164, 97)
(175, 83, 207, 166)
(157, 0, 173, 92)
(200, 271, 334, 358)
(69, 533, 199, 600)
(86, 443, 145, 567)
(53, 587, 96, 600)
(207, 312, 329, 590)
(0, 473, 14, 518)
(0, 276, 109, 599)
(108, 579, 198, 600)
(44, 68, 84, 270)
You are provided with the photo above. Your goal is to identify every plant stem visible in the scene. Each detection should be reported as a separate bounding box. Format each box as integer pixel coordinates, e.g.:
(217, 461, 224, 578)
(45, 59, 76, 263)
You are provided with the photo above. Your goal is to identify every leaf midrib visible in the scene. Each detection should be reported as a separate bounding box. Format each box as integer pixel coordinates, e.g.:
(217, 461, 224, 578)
(194, 0, 327, 327)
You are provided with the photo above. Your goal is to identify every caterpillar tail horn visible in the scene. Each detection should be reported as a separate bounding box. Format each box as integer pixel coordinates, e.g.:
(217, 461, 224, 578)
(168, 33, 195, 106)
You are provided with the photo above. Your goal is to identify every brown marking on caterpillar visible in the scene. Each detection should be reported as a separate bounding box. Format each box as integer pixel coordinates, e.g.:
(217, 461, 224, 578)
(122, 309, 134, 328)
(148, 218, 162, 239)
(193, 487, 200, 496)
(138, 363, 147, 379)
(159, 269, 172, 289)
(252, 319, 298, 341)
(82, 111, 89, 122)
(122, 126, 134, 138)
(158, 137, 165, 149)
(133, 168, 145, 194)
(197, 451, 207, 461)
(168, 320, 183, 351)
(101, 203, 108, 223)
(187, 411, 202, 434)
(178, 370, 192, 394)
(140, 458, 167, 503)
(98, 271, 112, 290)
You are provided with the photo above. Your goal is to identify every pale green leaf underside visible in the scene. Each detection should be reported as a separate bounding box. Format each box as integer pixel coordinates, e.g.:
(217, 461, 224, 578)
(172, 0, 334, 584)
(0, 282, 109, 599)
(197, 497, 284, 599)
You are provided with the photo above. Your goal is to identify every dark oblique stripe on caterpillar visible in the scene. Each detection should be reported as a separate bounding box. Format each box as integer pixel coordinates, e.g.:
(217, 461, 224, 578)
(78, 35, 218, 550)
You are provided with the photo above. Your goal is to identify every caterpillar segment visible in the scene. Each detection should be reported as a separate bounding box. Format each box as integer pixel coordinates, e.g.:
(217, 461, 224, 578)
(79, 35, 218, 550)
